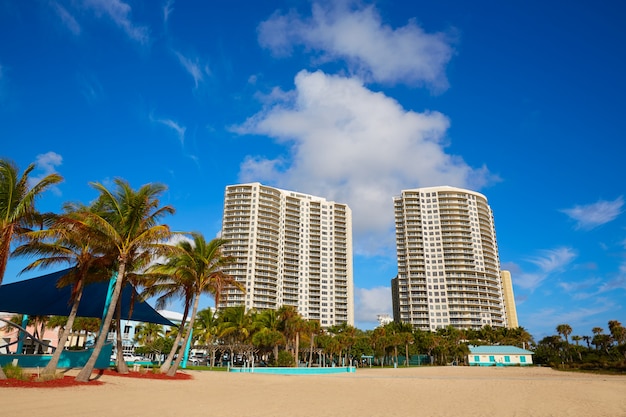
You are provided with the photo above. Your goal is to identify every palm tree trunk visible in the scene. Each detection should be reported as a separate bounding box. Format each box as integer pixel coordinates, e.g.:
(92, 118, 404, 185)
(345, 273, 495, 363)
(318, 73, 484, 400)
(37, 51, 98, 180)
(167, 295, 200, 376)
(308, 333, 315, 367)
(294, 332, 300, 367)
(160, 302, 190, 374)
(0, 224, 14, 286)
(405, 343, 410, 367)
(43, 282, 84, 375)
(115, 302, 129, 374)
(75, 265, 126, 382)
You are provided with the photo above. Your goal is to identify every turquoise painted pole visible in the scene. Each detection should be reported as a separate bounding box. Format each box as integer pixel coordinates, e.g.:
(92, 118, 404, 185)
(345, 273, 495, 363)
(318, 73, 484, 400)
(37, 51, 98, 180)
(98, 272, 118, 337)
(181, 327, 193, 369)
(16, 314, 29, 354)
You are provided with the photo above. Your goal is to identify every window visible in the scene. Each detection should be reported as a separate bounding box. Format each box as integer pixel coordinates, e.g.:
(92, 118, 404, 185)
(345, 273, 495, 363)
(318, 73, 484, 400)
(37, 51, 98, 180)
(520, 356, 526, 363)
(489, 356, 495, 363)
(474, 356, 480, 362)
(504, 356, 510, 363)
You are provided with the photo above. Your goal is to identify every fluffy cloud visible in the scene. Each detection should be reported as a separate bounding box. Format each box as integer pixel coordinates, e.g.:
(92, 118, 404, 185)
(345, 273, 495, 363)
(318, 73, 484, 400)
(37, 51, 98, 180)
(354, 286, 391, 326)
(561, 197, 623, 230)
(235, 70, 495, 254)
(515, 247, 577, 291)
(30, 152, 63, 195)
(258, 2, 454, 89)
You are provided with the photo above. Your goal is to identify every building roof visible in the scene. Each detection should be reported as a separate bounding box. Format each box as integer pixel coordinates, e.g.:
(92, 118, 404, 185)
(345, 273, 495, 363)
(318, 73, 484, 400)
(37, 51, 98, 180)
(469, 345, 534, 355)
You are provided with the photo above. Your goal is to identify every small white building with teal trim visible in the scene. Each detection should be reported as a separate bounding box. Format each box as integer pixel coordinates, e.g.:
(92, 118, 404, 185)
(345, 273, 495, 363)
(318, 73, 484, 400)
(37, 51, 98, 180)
(468, 345, 534, 366)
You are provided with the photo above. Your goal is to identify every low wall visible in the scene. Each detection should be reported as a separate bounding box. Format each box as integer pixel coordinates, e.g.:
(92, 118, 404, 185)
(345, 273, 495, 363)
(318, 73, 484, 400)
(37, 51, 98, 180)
(230, 366, 356, 375)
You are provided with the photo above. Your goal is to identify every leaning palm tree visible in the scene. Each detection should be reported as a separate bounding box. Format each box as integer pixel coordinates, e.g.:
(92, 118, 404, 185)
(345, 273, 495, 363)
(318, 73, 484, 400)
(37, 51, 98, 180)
(0, 158, 62, 380)
(147, 233, 239, 376)
(142, 259, 193, 374)
(74, 179, 174, 382)
(12, 209, 113, 375)
(0, 158, 63, 284)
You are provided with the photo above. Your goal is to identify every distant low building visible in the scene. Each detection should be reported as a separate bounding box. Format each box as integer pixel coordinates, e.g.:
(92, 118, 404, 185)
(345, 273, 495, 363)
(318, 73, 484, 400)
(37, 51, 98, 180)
(468, 345, 533, 366)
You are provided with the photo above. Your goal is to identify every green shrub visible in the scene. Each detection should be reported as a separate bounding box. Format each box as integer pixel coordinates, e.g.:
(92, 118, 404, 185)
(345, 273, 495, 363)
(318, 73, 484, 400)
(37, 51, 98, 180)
(276, 351, 295, 367)
(3, 363, 27, 380)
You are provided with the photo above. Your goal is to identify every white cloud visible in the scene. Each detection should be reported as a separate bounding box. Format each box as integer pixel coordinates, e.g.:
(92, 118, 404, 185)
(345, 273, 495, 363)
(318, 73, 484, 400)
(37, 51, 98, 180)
(34, 151, 63, 176)
(515, 247, 577, 291)
(525, 304, 615, 338)
(174, 50, 211, 89)
(597, 262, 626, 293)
(156, 117, 186, 145)
(51, 2, 81, 35)
(30, 151, 63, 195)
(258, 2, 454, 89)
(84, 0, 149, 44)
(354, 286, 391, 326)
(528, 247, 577, 273)
(77, 73, 103, 104)
(163, 0, 175, 23)
(234, 70, 496, 255)
(561, 197, 623, 230)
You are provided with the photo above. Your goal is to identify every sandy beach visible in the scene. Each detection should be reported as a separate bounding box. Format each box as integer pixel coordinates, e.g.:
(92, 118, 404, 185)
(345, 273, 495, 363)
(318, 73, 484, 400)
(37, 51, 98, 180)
(2, 366, 625, 417)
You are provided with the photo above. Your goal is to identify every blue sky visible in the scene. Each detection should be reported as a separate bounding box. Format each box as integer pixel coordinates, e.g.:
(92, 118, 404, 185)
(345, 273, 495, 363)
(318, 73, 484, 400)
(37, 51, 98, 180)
(1, 0, 625, 340)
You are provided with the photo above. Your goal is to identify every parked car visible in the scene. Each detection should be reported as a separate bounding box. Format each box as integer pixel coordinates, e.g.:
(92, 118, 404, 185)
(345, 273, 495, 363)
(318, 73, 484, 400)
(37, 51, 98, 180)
(188, 355, 206, 366)
(110, 353, 143, 362)
(123, 353, 143, 362)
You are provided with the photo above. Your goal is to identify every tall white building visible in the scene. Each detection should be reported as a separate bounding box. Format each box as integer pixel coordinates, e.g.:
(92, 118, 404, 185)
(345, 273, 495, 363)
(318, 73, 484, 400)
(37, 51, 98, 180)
(220, 183, 354, 327)
(392, 186, 508, 331)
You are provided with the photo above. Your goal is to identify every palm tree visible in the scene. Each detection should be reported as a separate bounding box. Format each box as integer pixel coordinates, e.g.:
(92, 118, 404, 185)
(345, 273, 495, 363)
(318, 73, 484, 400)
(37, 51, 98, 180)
(0, 156, 61, 379)
(148, 233, 239, 376)
(608, 320, 625, 346)
(193, 307, 220, 367)
(556, 324, 572, 345)
(278, 305, 307, 365)
(134, 323, 164, 347)
(0, 158, 63, 285)
(142, 254, 193, 374)
(218, 305, 254, 363)
(12, 209, 113, 375)
(74, 179, 174, 382)
(570, 335, 583, 361)
(252, 309, 284, 364)
(305, 320, 321, 367)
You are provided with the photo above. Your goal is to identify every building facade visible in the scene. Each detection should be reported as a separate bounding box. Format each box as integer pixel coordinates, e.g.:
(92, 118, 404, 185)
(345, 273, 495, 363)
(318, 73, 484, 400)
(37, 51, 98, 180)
(500, 270, 519, 328)
(221, 183, 354, 327)
(468, 345, 533, 366)
(393, 186, 509, 331)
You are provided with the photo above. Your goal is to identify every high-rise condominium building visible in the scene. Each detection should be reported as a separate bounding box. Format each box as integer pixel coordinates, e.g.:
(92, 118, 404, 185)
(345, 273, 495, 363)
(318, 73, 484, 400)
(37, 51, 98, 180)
(500, 270, 519, 328)
(220, 183, 354, 327)
(392, 186, 509, 331)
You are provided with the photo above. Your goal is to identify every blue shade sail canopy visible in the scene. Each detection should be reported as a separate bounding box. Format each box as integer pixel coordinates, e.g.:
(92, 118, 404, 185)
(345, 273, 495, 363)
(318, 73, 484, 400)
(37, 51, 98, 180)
(0, 268, 174, 326)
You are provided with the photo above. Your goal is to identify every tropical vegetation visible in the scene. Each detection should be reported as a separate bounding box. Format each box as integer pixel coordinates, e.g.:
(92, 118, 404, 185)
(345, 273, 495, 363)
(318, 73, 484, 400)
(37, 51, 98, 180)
(534, 321, 626, 372)
(1, 157, 624, 382)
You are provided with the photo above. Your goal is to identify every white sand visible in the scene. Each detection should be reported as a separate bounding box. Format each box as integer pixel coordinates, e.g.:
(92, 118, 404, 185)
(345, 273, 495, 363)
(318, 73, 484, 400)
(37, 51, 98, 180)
(2, 366, 625, 417)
